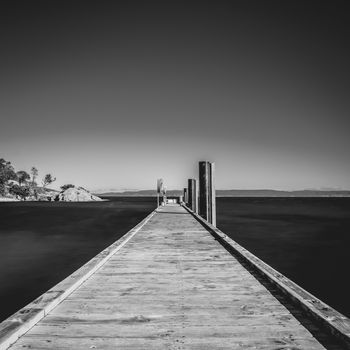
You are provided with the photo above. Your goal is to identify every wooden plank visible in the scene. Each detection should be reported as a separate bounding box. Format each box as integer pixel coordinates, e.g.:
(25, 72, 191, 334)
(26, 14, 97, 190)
(10, 335, 326, 350)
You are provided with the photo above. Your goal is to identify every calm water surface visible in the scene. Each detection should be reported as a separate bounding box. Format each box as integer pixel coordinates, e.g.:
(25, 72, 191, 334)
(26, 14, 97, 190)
(0, 197, 155, 322)
(217, 197, 350, 317)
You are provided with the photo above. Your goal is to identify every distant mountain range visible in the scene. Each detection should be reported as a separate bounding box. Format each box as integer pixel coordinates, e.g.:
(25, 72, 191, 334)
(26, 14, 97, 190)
(97, 189, 350, 197)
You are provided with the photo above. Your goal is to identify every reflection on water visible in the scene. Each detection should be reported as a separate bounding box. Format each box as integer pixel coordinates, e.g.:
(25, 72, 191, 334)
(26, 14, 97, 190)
(0, 197, 156, 322)
(217, 197, 350, 317)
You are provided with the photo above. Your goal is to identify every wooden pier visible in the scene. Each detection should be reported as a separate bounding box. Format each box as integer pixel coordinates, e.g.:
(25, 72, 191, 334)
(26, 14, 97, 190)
(1, 204, 350, 349)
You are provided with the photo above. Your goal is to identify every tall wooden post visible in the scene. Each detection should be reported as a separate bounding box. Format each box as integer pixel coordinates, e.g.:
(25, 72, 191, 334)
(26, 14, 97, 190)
(199, 161, 216, 226)
(183, 188, 188, 205)
(210, 163, 216, 226)
(188, 179, 197, 213)
(199, 162, 209, 220)
(157, 178, 163, 207)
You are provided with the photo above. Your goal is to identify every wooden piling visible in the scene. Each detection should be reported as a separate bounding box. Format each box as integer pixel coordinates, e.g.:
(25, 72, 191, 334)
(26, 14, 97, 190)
(210, 162, 216, 227)
(187, 179, 197, 213)
(183, 188, 188, 205)
(198, 161, 216, 226)
(156, 178, 163, 207)
(199, 161, 209, 221)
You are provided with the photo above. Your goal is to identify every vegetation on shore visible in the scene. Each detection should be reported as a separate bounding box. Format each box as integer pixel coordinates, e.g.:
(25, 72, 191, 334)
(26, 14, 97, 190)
(0, 157, 57, 201)
(0, 157, 102, 202)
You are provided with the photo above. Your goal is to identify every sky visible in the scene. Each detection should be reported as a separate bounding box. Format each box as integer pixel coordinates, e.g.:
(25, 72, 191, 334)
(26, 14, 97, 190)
(1, 0, 349, 191)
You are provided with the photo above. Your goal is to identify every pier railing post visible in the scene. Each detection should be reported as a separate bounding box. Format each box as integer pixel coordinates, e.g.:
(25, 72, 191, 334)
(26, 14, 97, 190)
(199, 161, 216, 226)
(157, 178, 163, 207)
(210, 163, 216, 226)
(188, 179, 197, 213)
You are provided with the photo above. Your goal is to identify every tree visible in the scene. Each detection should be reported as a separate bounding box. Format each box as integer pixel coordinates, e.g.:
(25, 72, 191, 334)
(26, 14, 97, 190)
(30, 167, 38, 187)
(60, 184, 75, 191)
(42, 174, 56, 189)
(9, 184, 30, 200)
(0, 158, 16, 196)
(16, 170, 30, 185)
(0, 183, 5, 197)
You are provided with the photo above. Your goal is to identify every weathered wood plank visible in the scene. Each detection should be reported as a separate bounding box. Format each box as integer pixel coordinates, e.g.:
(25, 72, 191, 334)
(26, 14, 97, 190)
(10, 336, 326, 350)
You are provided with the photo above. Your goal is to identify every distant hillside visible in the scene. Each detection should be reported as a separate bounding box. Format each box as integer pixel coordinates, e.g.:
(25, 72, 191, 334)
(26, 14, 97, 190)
(97, 189, 350, 197)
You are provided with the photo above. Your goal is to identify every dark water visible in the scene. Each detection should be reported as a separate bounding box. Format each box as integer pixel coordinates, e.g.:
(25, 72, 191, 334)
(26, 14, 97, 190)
(216, 197, 350, 318)
(0, 197, 155, 322)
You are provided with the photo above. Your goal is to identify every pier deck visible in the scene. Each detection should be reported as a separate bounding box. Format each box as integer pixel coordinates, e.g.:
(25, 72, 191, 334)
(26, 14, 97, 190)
(3, 204, 339, 349)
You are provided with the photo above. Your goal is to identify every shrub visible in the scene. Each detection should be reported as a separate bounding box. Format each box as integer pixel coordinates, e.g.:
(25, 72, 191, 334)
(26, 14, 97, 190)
(60, 184, 75, 191)
(0, 183, 5, 196)
(9, 184, 30, 200)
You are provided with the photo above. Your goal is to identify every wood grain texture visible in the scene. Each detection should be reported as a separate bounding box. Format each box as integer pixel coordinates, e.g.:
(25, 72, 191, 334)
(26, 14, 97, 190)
(4, 204, 340, 349)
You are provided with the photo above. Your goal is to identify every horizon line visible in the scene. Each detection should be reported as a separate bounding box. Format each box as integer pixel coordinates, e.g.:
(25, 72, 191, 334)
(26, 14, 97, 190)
(93, 188, 350, 193)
